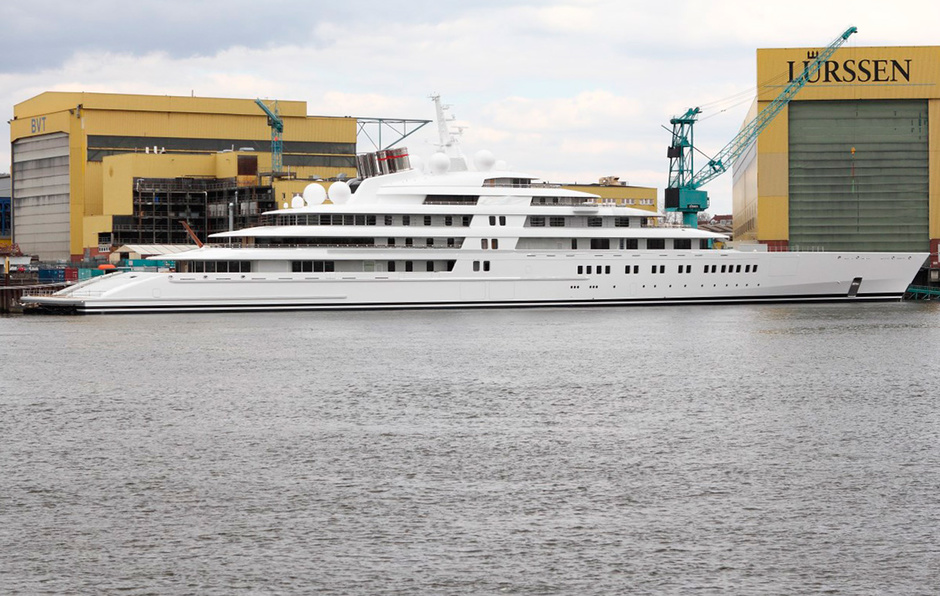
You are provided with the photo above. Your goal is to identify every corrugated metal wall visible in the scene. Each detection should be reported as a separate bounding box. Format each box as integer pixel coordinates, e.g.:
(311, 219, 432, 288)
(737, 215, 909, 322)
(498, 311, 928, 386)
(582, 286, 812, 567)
(788, 99, 929, 251)
(12, 133, 72, 260)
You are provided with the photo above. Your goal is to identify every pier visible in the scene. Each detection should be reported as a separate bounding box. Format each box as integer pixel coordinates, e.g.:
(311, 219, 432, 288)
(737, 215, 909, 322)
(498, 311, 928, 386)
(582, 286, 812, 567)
(0, 283, 68, 314)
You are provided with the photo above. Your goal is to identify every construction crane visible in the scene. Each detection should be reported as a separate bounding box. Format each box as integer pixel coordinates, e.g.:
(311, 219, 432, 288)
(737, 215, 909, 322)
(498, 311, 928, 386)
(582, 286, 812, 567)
(666, 26, 857, 228)
(254, 98, 283, 175)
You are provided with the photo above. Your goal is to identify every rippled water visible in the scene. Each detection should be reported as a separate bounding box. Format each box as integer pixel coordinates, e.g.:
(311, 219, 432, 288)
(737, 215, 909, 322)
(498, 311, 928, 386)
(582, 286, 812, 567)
(3, 303, 940, 594)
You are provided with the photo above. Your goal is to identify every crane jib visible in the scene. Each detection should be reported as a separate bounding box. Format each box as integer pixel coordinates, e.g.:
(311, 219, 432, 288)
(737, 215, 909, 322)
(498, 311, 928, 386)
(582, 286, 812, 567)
(665, 26, 857, 228)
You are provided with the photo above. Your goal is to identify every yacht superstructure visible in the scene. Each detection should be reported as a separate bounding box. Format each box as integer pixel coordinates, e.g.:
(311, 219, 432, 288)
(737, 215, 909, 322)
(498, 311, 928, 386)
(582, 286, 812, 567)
(21, 147, 926, 314)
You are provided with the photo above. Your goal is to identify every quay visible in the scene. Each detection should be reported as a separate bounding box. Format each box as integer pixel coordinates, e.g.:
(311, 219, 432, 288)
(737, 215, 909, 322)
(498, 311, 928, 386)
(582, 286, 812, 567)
(1, 283, 69, 314)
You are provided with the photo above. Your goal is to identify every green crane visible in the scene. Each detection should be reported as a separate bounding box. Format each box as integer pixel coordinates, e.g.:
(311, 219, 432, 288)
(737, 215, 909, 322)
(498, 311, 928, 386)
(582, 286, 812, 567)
(666, 26, 857, 228)
(254, 98, 284, 174)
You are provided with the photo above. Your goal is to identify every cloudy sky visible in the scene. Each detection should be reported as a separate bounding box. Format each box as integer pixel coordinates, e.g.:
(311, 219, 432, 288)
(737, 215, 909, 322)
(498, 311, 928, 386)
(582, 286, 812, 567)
(1, 0, 936, 213)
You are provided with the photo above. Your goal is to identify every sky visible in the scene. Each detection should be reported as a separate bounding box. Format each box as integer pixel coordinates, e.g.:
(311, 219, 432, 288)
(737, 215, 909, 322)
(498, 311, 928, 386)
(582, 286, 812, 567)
(1, 0, 937, 214)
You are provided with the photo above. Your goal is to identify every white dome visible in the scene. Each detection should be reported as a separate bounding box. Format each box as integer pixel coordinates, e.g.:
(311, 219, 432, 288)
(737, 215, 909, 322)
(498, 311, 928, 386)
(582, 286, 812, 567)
(328, 180, 352, 204)
(303, 183, 327, 206)
(473, 149, 496, 171)
(290, 194, 305, 209)
(429, 152, 450, 175)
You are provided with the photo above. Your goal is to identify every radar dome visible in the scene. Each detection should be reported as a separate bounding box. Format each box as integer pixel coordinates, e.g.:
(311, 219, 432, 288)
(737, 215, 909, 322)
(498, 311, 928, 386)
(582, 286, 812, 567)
(303, 183, 327, 206)
(290, 194, 305, 209)
(429, 152, 450, 175)
(473, 150, 496, 171)
(328, 180, 352, 204)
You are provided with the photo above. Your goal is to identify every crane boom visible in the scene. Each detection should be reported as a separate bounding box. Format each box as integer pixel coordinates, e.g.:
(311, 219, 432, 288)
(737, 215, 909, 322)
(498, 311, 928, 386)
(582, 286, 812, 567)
(255, 98, 284, 174)
(666, 26, 857, 227)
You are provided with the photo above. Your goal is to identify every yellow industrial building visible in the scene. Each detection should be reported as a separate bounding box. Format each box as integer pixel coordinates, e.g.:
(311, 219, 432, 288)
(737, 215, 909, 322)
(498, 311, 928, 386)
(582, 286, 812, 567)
(733, 44, 940, 267)
(562, 176, 658, 213)
(10, 92, 357, 261)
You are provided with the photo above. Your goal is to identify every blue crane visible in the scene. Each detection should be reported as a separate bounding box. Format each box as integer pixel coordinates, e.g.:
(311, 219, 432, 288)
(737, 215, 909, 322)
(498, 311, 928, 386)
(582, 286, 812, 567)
(665, 26, 857, 228)
(254, 98, 284, 174)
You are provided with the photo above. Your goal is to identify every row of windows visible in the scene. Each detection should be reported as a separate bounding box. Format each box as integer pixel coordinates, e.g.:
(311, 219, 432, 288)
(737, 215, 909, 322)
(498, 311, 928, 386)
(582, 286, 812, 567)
(387, 260, 457, 272)
(273, 214, 473, 227)
(472, 261, 491, 272)
(292, 260, 335, 273)
(577, 263, 761, 276)
(577, 265, 612, 275)
(390, 237, 458, 247)
(489, 216, 507, 226)
(481, 238, 500, 249)
(703, 264, 758, 274)
(530, 216, 648, 228)
(185, 261, 252, 273)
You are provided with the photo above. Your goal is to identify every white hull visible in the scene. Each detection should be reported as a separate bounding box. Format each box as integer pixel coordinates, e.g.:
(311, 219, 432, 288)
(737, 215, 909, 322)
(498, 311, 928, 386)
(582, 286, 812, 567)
(23, 250, 925, 314)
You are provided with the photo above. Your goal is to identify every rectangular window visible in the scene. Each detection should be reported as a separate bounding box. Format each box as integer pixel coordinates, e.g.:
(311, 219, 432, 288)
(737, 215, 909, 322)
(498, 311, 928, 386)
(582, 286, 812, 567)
(590, 239, 610, 250)
(405, 261, 413, 272)
(651, 265, 657, 274)
(447, 238, 455, 247)
(753, 265, 759, 273)
(481, 239, 488, 249)
(445, 216, 453, 226)
(700, 239, 709, 249)
(647, 239, 665, 250)
(633, 265, 639, 274)
(313, 261, 324, 273)
(424, 215, 432, 226)
(674, 239, 691, 250)
(499, 216, 506, 226)
(578, 265, 584, 274)
(721, 265, 727, 273)
(489, 216, 496, 225)
(473, 261, 480, 272)
(355, 215, 365, 225)
(426, 238, 434, 246)
(678, 265, 684, 273)
(462, 216, 471, 226)
(745, 265, 751, 273)
(549, 217, 565, 227)
(736, 265, 742, 273)
(605, 265, 610, 274)
(659, 265, 665, 274)
(492, 239, 499, 249)
(711, 265, 717, 273)
(333, 215, 344, 225)
(483, 261, 490, 272)
(405, 238, 413, 247)
(588, 266, 593, 274)
(427, 261, 434, 272)
(388, 261, 396, 272)
(530, 216, 545, 227)
(402, 215, 411, 226)
(388, 237, 395, 246)
(623, 238, 638, 250)
(625, 265, 631, 274)
(366, 215, 376, 225)
(587, 217, 603, 227)
(614, 217, 630, 227)
(571, 239, 578, 250)
(384, 215, 393, 226)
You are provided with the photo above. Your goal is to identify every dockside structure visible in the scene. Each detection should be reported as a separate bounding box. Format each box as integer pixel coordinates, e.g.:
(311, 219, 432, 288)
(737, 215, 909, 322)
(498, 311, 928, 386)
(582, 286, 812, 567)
(733, 44, 940, 269)
(9, 92, 357, 261)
